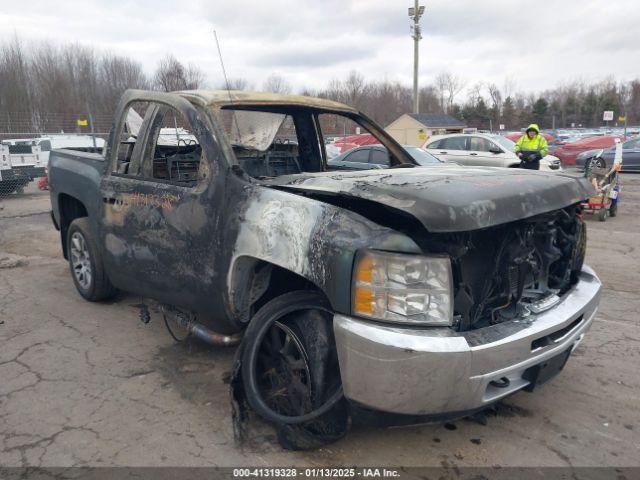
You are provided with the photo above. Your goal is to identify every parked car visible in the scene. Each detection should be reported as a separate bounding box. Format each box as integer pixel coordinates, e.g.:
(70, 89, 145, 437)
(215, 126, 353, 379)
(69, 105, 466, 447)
(48, 89, 600, 449)
(328, 144, 443, 170)
(553, 135, 624, 165)
(424, 133, 562, 171)
(0, 139, 46, 180)
(0, 144, 31, 197)
(575, 136, 640, 171)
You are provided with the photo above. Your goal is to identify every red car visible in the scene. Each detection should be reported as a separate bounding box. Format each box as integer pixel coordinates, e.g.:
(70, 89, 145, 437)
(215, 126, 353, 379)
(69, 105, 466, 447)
(553, 135, 625, 165)
(334, 133, 378, 153)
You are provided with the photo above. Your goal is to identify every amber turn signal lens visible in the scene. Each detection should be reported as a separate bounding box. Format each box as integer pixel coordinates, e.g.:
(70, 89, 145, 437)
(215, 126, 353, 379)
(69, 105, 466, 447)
(355, 254, 373, 284)
(353, 286, 373, 315)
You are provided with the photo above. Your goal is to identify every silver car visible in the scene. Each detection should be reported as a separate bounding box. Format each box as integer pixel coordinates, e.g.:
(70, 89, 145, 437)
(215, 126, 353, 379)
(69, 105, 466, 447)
(424, 133, 562, 171)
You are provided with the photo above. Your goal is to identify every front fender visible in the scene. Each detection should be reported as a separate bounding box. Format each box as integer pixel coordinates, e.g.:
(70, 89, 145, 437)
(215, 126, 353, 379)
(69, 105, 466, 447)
(227, 185, 421, 317)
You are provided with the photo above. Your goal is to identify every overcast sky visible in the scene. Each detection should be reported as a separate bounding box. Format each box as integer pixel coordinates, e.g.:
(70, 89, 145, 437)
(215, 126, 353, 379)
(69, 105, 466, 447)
(0, 0, 638, 97)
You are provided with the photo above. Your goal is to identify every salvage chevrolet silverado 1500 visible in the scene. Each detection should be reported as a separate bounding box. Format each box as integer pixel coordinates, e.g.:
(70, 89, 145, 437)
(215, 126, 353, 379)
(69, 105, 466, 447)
(49, 90, 601, 449)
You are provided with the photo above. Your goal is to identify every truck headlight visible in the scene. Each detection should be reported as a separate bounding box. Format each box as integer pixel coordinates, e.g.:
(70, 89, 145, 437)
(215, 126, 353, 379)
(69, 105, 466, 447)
(352, 250, 453, 326)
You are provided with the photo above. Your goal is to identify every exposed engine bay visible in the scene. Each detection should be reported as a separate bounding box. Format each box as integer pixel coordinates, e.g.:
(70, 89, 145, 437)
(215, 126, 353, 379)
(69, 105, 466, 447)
(421, 204, 586, 331)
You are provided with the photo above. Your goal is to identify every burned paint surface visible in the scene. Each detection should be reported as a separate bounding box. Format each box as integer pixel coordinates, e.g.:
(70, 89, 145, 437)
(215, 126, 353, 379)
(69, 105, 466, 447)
(227, 184, 421, 317)
(262, 166, 594, 233)
(49, 88, 592, 334)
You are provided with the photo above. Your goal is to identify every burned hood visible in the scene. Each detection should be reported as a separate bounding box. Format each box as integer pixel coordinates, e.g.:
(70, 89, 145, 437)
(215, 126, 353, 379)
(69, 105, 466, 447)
(262, 166, 593, 233)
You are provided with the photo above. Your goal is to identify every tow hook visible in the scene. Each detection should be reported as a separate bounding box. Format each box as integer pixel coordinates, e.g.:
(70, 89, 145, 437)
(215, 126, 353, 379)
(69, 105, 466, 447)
(490, 377, 511, 389)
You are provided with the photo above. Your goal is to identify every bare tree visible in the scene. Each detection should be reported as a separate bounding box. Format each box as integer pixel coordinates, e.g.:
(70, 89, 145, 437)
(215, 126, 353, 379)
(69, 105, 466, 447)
(0, 36, 34, 124)
(502, 76, 517, 100)
(298, 87, 317, 97)
(343, 70, 366, 109)
(487, 83, 503, 129)
(222, 77, 251, 91)
(321, 78, 345, 103)
(467, 82, 485, 105)
(153, 54, 205, 92)
(262, 74, 291, 94)
(434, 73, 447, 113)
(487, 83, 502, 111)
(435, 71, 466, 113)
(100, 55, 148, 94)
(2, 36, 640, 136)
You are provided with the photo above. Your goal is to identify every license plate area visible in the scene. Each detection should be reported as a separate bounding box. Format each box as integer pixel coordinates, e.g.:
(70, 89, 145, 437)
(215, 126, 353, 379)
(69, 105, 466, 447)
(522, 348, 572, 392)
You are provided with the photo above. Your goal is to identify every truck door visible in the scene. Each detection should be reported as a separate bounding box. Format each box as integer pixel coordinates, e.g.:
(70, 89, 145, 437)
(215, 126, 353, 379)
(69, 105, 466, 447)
(99, 93, 224, 311)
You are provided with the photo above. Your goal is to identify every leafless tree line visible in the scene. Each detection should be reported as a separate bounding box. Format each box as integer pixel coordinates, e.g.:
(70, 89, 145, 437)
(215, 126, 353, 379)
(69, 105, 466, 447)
(231, 70, 640, 131)
(1, 37, 639, 137)
(0, 38, 151, 135)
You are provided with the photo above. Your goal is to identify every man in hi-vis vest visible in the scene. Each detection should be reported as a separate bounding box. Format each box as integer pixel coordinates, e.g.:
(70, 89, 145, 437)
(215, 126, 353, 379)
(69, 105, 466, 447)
(514, 124, 548, 170)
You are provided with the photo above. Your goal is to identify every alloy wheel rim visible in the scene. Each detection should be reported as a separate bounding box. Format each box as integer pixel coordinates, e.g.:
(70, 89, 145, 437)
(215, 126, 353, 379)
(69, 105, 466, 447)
(70, 232, 92, 290)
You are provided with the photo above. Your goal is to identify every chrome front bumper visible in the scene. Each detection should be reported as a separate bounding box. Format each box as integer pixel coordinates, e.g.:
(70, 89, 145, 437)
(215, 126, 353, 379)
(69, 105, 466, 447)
(334, 265, 601, 415)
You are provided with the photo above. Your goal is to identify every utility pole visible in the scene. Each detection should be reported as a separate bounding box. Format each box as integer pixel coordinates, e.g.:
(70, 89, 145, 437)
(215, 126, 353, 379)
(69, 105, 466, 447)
(409, 1, 425, 114)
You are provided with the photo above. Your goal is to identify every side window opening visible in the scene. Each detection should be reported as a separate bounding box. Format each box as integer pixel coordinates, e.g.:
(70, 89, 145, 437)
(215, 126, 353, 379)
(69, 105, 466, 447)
(140, 105, 202, 186)
(469, 136, 493, 152)
(113, 101, 207, 188)
(441, 136, 468, 151)
(236, 114, 301, 178)
(370, 148, 390, 166)
(113, 101, 151, 175)
(216, 107, 322, 179)
(345, 149, 369, 164)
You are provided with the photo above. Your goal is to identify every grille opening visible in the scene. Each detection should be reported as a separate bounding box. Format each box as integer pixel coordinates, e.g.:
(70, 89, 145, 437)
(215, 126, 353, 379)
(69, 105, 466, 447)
(531, 315, 583, 351)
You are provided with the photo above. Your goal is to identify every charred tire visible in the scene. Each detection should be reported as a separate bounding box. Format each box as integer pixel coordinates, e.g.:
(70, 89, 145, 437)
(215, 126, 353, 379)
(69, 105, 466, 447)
(241, 290, 349, 449)
(67, 218, 117, 301)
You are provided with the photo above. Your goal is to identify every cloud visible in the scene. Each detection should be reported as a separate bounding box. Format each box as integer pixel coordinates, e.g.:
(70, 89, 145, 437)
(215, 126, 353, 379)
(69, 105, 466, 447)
(251, 42, 372, 68)
(0, 0, 638, 96)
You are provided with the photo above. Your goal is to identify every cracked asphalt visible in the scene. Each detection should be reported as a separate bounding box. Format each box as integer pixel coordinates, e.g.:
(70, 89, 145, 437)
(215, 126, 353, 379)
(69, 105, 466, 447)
(0, 176, 638, 468)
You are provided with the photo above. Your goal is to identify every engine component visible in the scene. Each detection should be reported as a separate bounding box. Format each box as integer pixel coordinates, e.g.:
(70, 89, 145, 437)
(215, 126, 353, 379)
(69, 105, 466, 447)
(420, 205, 585, 330)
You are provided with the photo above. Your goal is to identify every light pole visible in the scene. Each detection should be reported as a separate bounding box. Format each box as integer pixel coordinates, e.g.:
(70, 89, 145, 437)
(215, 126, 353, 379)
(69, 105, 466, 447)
(409, 1, 425, 114)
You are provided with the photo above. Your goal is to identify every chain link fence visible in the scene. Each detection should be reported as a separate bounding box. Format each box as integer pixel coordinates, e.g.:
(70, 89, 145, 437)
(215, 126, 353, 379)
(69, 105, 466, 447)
(0, 111, 109, 199)
(0, 110, 113, 139)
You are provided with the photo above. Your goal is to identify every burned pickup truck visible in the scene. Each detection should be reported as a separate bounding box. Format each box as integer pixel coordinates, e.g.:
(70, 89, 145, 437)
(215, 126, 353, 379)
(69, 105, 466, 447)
(49, 89, 601, 449)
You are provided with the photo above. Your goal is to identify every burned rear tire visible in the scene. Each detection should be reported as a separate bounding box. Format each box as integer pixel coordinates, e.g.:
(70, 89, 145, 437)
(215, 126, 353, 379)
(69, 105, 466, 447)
(240, 290, 349, 450)
(67, 218, 117, 301)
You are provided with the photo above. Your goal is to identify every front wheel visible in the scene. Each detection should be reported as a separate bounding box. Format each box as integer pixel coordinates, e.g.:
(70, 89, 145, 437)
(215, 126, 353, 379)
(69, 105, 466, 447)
(240, 290, 349, 449)
(67, 218, 117, 301)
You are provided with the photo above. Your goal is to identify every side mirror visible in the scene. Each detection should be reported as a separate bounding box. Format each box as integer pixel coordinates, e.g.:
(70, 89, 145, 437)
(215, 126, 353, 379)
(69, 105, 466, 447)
(489, 146, 502, 154)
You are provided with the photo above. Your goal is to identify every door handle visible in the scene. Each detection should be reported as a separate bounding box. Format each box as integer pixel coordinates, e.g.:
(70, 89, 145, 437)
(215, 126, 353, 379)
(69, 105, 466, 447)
(439, 151, 448, 154)
(469, 153, 478, 156)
